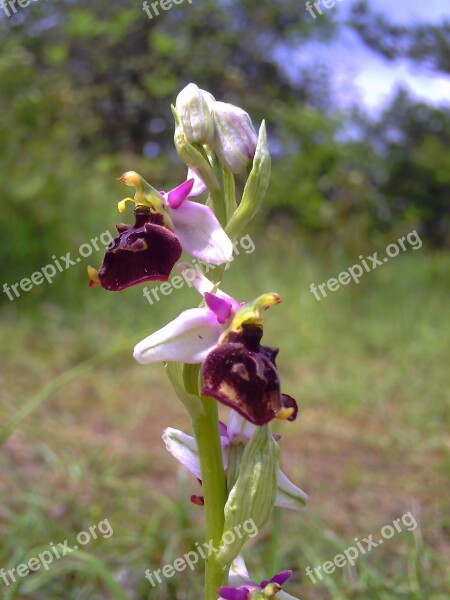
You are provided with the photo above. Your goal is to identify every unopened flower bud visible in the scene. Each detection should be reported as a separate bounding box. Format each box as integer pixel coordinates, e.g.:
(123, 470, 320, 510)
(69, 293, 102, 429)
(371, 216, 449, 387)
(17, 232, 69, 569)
(175, 83, 215, 144)
(172, 105, 220, 194)
(216, 425, 279, 565)
(213, 102, 258, 173)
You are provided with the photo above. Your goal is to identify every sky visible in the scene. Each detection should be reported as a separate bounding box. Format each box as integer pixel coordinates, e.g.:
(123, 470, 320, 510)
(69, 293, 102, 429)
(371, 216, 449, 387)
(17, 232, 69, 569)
(299, 0, 450, 113)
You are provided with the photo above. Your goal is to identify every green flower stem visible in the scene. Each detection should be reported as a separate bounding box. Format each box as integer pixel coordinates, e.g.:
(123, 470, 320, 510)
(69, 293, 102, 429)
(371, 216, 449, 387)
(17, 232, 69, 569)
(209, 152, 228, 227)
(192, 394, 228, 599)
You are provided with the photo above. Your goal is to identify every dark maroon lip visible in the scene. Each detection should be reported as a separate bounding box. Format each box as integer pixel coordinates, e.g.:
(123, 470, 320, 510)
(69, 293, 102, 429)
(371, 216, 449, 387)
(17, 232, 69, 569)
(201, 324, 298, 426)
(93, 206, 182, 291)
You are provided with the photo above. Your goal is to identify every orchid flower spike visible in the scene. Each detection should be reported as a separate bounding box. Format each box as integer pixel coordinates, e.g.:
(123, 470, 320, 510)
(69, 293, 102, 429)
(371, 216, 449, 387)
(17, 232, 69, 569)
(134, 267, 298, 425)
(163, 409, 308, 511)
(88, 170, 233, 291)
(218, 556, 299, 600)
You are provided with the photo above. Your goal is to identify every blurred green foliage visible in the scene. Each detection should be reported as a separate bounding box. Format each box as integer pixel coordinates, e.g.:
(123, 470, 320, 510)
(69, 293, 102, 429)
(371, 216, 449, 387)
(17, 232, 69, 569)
(0, 0, 449, 310)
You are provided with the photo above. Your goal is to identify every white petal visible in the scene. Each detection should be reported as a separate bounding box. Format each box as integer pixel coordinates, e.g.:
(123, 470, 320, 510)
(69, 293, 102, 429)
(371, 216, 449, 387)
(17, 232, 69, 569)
(170, 200, 233, 265)
(133, 307, 224, 364)
(277, 591, 301, 600)
(227, 555, 251, 587)
(227, 409, 257, 441)
(275, 469, 308, 510)
(221, 443, 230, 470)
(162, 428, 201, 479)
(187, 168, 208, 196)
(163, 428, 228, 481)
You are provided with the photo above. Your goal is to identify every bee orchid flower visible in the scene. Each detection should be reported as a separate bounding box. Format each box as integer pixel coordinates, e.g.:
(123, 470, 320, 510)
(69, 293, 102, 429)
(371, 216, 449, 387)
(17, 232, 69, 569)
(133, 267, 298, 425)
(218, 556, 299, 600)
(89, 170, 233, 291)
(163, 409, 308, 511)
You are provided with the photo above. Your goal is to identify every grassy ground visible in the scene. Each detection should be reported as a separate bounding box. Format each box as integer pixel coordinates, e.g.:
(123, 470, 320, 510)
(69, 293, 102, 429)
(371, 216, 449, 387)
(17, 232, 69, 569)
(0, 238, 449, 599)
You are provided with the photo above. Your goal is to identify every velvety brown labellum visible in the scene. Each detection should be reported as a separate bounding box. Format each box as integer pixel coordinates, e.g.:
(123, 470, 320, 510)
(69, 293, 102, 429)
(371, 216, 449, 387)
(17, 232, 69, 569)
(202, 325, 298, 426)
(96, 206, 182, 291)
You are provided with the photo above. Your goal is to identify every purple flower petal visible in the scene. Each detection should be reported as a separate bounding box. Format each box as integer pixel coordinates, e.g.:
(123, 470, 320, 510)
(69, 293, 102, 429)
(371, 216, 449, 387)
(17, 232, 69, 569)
(218, 586, 251, 600)
(219, 421, 229, 438)
(261, 570, 292, 588)
(166, 178, 195, 209)
(204, 292, 233, 324)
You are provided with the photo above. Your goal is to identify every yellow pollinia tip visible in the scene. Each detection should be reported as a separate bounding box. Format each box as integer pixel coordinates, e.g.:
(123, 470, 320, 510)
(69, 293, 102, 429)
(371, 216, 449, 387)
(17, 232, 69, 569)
(276, 407, 294, 421)
(87, 265, 100, 287)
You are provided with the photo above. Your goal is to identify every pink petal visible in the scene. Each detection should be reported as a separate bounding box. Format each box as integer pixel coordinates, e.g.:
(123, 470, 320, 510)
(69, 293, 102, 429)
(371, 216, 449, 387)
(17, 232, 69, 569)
(204, 292, 233, 324)
(166, 178, 195, 209)
(170, 200, 233, 265)
(261, 570, 292, 588)
(219, 421, 229, 437)
(187, 168, 207, 196)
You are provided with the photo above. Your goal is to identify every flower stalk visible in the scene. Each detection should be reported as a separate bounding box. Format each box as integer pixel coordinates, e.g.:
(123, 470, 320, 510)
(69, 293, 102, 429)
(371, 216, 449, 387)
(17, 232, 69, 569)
(192, 395, 228, 597)
(180, 362, 228, 595)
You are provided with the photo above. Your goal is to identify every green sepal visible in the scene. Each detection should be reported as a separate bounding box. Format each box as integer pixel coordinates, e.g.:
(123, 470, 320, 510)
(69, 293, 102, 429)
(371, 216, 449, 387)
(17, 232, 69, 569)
(216, 425, 279, 565)
(222, 164, 237, 223)
(226, 121, 271, 239)
(165, 362, 205, 419)
(226, 439, 246, 492)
